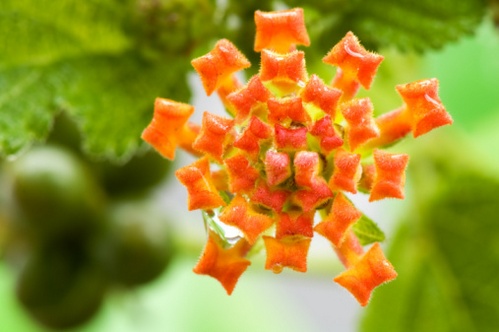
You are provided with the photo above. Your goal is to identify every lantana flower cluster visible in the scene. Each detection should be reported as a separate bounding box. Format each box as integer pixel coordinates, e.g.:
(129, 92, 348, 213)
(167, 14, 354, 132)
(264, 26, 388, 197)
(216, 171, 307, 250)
(142, 8, 452, 305)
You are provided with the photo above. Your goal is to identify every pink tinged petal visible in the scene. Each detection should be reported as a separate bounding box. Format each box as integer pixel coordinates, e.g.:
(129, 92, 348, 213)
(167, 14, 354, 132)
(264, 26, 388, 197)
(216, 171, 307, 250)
(264, 150, 292, 187)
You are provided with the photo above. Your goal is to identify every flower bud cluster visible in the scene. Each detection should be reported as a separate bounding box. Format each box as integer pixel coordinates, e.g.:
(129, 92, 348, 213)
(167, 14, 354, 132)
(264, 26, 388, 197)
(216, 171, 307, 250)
(142, 8, 452, 305)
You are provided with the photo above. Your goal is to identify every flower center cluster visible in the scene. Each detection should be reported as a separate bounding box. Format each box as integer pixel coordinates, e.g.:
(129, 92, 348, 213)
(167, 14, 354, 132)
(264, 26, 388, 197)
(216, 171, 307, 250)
(142, 7, 452, 306)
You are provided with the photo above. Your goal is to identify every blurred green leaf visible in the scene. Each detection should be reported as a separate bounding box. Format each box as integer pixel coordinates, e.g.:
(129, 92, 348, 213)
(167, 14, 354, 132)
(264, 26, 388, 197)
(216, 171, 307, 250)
(285, 0, 487, 57)
(353, 214, 385, 246)
(361, 141, 499, 332)
(57, 53, 190, 161)
(0, 1, 129, 69)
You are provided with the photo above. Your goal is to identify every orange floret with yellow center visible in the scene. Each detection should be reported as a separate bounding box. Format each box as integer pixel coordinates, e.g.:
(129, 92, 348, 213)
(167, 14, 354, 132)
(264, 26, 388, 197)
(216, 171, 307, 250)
(142, 7, 452, 305)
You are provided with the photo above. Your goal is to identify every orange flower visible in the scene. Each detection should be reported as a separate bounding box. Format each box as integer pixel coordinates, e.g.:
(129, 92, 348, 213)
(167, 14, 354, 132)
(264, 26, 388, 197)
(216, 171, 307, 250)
(396, 78, 453, 137)
(329, 149, 362, 194)
(309, 115, 344, 153)
(254, 8, 310, 53)
(323, 31, 384, 99)
(334, 243, 397, 306)
(263, 235, 311, 273)
(141, 98, 195, 160)
(260, 49, 307, 93)
(301, 74, 343, 117)
(227, 75, 271, 121)
(192, 112, 234, 162)
(193, 230, 251, 295)
(315, 193, 362, 247)
(224, 153, 260, 194)
(369, 149, 409, 202)
(340, 98, 380, 151)
(218, 195, 274, 245)
(267, 96, 310, 124)
(275, 210, 315, 239)
(175, 157, 226, 211)
(191, 39, 250, 96)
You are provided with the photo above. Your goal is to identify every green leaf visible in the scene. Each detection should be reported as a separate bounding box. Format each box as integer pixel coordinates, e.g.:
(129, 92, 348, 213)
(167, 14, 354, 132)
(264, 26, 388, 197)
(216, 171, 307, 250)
(0, 1, 192, 161)
(0, 64, 59, 156)
(360, 165, 499, 331)
(352, 214, 386, 245)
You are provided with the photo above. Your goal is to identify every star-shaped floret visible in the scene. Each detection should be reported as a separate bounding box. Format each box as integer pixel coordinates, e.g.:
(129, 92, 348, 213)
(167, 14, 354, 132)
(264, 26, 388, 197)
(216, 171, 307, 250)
(251, 180, 290, 212)
(224, 153, 260, 194)
(301, 74, 342, 117)
(396, 78, 453, 137)
(314, 193, 362, 247)
(193, 230, 251, 295)
(191, 39, 251, 96)
(175, 157, 226, 211)
(329, 149, 362, 194)
(192, 112, 234, 163)
(254, 8, 310, 53)
(260, 49, 307, 93)
(267, 96, 310, 125)
(334, 243, 397, 306)
(142, 98, 195, 160)
(219, 195, 274, 244)
(263, 235, 311, 273)
(274, 124, 308, 150)
(323, 32, 383, 91)
(233, 116, 272, 159)
(293, 151, 323, 188)
(309, 115, 344, 154)
(293, 151, 333, 211)
(340, 98, 380, 151)
(275, 210, 314, 239)
(227, 75, 271, 122)
(369, 149, 409, 202)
